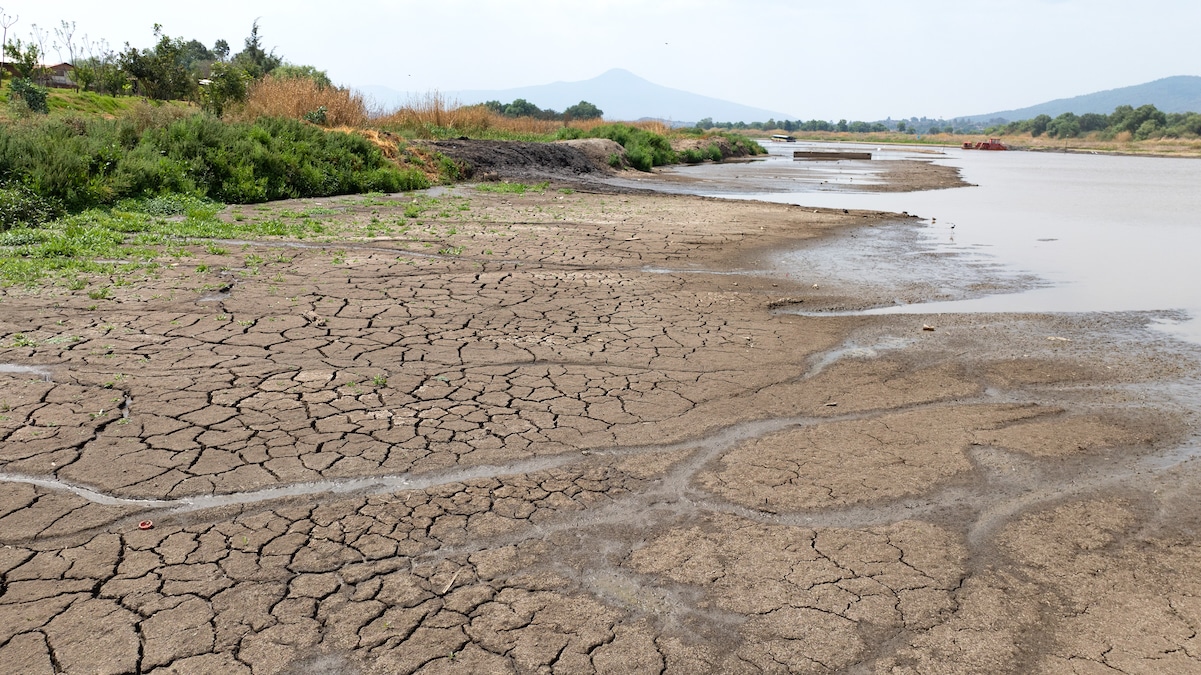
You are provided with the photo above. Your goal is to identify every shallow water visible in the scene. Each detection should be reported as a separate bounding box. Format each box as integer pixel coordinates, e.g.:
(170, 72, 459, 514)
(672, 144, 1201, 344)
(0, 364, 51, 381)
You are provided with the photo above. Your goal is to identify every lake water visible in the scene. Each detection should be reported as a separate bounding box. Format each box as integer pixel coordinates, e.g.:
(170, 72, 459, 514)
(665, 142, 1201, 344)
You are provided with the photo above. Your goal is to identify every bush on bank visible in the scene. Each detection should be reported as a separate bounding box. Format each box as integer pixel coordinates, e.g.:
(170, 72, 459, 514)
(0, 112, 426, 217)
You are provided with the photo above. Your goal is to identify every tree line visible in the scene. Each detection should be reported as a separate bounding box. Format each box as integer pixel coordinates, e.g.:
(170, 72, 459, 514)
(693, 105, 1201, 141)
(986, 105, 1201, 140)
(480, 98, 604, 121)
(693, 116, 982, 135)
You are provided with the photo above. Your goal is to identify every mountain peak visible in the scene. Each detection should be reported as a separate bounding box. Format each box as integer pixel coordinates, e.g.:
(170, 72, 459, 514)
(594, 68, 642, 81)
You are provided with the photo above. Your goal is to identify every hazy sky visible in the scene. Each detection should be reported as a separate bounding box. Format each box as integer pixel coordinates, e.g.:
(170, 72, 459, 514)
(6, 0, 1199, 120)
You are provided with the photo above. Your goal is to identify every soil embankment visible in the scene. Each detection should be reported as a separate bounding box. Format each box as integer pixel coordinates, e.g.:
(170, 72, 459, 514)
(0, 150, 1197, 673)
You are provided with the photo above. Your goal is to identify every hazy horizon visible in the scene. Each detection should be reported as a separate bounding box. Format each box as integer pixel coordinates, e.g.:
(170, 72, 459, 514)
(8, 0, 1201, 120)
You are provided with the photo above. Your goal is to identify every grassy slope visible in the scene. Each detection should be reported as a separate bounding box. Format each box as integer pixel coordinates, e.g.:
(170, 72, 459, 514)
(0, 83, 155, 120)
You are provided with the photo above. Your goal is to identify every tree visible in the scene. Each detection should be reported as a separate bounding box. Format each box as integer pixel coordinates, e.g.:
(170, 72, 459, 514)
(1029, 113, 1052, 137)
(502, 98, 541, 117)
(52, 20, 79, 74)
(119, 25, 196, 101)
(179, 39, 216, 71)
(0, 7, 17, 85)
(3, 38, 40, 79)
(199, 61, 250, 116)
(1079, 112, 1108, 133)
(213, 39, 230, 62)
(563, 100, 603, 119)
(232, 20, 282, 78)
(1046, 112, 1080, 139)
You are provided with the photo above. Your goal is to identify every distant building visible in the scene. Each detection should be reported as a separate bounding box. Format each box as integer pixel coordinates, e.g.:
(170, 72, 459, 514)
(2, 62, 75, 88)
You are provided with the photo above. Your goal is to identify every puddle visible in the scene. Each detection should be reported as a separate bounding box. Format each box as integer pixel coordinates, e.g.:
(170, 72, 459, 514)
(804, 336, 914, 378)
(0, 364, 52, 381)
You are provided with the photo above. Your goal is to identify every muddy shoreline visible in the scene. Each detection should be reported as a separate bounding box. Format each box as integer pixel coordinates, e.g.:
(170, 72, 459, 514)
(1, 159, 1198, 673)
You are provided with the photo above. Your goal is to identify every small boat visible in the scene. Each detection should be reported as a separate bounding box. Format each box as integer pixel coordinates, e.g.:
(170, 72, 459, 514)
(962, 138, 1007, 150)
(771, 134, 797, 142)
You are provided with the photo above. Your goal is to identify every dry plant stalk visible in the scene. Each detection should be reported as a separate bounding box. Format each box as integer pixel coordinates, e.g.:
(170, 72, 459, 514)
(238, 75, 369, 127)
(374, 91, 667, 135)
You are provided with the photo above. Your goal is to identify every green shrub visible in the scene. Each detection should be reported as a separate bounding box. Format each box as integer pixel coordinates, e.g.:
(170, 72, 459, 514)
(554, 127, 585, 140)
(681, 149, 705, 164)
(0, 183, 63, 230)
(706, 144, 724, 162)
(436, 154, 462, 183)
(625, 146, 652, 172)
(0, 113, 415, 209)
(303, 106, 328, 125)
(607, 153, 623, 169)
(9, 79, 49, 115)
(585, 124, 677, 171)
(717, 132, 767, 156)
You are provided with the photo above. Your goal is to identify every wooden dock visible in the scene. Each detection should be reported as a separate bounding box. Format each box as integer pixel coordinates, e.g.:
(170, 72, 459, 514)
(793, 150, 872, 160)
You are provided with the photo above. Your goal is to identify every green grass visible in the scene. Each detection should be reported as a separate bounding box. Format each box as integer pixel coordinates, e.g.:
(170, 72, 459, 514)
(0, 196, 341, 286)
(474, 181, 548, 194)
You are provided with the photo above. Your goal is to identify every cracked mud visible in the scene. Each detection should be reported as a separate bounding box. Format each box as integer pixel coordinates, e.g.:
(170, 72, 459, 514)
(1, 184, 1199, 674)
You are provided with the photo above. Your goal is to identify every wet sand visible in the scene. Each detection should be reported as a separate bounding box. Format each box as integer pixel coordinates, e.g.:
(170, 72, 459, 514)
(1, 172, 1198, 673)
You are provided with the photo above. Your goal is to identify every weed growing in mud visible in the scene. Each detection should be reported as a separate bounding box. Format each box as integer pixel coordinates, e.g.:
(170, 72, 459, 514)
(436, 154, 462, 183)
(0, 204, 336, 287)
(475, 181, 548, 194)
(372, 374, 388, 387)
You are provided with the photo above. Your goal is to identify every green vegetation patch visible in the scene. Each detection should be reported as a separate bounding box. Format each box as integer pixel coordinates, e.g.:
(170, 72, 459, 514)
(0, 197, 334, 286)
(0, 113, 424, 212)
(474, 181, 548, 194)
(558, 123, 678, 171)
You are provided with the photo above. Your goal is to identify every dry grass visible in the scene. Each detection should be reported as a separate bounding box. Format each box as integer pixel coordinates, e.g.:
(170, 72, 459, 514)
(236, 76, 369, 127)
(373, 91, 669, 138)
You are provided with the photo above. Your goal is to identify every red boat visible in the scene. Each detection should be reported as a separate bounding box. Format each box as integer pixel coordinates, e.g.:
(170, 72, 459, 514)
(963, 138, 1007, 150)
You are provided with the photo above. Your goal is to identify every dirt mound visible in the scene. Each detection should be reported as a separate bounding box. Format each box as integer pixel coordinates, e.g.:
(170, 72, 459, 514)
(556, 138, 627, 169)
(428, 139, 604, 182)
(671, 135, 758, 159)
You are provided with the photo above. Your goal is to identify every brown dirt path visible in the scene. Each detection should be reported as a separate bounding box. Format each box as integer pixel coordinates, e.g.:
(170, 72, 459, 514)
(0, 182, 1198, 673)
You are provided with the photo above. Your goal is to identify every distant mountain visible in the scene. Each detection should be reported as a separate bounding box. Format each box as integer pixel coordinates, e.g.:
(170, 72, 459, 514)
(962, 76, 1201, 123)
(356, 68, 795, 124)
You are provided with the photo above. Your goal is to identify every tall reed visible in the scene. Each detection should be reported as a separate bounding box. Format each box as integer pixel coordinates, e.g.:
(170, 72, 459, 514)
(237, 76, 369, 127)
(373, 91, 668, 139)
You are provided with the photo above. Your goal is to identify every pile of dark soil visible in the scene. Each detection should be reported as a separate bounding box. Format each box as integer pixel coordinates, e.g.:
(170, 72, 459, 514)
(429, 139, 602, 183)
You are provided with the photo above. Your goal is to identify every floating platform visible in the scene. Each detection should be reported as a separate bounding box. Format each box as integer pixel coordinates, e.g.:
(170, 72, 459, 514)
(794, 150, 873, 160)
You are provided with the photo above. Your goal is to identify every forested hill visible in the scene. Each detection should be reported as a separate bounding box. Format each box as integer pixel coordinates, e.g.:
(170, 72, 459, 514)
(964, 75, 1201, 123)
